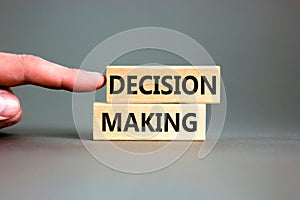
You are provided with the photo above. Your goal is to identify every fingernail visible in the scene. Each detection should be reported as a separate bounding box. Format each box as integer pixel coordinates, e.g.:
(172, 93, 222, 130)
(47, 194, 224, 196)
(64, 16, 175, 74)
(81, 71, 105, 88)
(0, 94, 20, 120)
(74, 71, 106, 92)
(97, 74, 106, 89)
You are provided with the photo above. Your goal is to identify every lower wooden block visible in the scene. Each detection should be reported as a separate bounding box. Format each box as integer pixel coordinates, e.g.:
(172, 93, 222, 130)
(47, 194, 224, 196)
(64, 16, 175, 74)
(93, 103, 206, 141)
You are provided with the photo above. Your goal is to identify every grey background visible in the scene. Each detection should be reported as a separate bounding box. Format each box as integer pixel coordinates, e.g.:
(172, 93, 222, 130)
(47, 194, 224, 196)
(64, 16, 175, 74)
(0, 0, 300, 199)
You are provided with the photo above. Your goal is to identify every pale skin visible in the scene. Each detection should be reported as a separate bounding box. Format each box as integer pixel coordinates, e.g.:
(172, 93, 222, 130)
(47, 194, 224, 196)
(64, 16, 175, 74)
(0, 52, 106, 129)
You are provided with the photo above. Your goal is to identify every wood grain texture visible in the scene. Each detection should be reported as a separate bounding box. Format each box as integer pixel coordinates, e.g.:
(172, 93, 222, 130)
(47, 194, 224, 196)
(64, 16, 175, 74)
(106, 66, 220, 104)
(93, 103, 206, 141)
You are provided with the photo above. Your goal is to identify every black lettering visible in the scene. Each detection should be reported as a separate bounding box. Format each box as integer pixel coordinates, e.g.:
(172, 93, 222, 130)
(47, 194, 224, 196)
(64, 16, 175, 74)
(141, 113, 155, 132)
(153, 76, 160, 94)
(182, 75, 198, 95)
(174, 76, 181, 95)
(124, 113, 139, 132)
(155, 113, 163, 132)
(110, 76, 124, 94)
(164, 113, 179, 132)
(127, 75, 138, 94)
(182, 113, 197, 132)
(139, 75, 152, 95)
(201, 76, 216, 95)
(161, 75, 173, 95)
(102, 112, 121, 131)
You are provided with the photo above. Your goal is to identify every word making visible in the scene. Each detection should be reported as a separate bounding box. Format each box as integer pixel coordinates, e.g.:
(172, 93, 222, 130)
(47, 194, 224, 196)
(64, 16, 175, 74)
(94, 103, 206, 140)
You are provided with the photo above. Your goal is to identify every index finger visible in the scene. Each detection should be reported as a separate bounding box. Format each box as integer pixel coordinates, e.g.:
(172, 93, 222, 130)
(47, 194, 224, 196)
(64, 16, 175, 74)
(0, 52, 106, 92)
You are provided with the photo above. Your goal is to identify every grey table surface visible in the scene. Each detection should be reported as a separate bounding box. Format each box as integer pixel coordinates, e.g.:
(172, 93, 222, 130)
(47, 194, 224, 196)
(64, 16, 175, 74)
(1, 127, 300, 200)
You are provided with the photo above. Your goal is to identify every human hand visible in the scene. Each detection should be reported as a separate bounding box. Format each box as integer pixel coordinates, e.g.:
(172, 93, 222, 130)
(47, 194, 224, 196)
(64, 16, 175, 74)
(0, 52, 106, 129)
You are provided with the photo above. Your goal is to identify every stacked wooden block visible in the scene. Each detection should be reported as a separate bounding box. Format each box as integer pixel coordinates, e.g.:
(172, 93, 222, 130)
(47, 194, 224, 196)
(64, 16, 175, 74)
(93, 66, 220, 140)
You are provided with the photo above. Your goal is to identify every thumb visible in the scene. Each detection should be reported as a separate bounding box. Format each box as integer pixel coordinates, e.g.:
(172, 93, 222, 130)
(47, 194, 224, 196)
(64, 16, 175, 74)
(0, 90, 21, 121)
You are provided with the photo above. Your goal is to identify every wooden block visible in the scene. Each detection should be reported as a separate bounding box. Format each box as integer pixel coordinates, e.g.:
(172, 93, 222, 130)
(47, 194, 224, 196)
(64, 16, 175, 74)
(106, 66, 220, 104)
(93, 103, 206, 141)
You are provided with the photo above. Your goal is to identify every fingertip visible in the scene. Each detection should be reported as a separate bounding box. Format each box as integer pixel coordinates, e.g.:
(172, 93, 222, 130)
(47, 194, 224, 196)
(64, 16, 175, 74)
(72, 70, 106, 92)
(97, 74, 106, 89)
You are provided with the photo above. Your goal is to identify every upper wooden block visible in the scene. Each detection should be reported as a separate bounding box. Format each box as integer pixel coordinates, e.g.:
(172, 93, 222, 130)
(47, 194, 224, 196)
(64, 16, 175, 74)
(106, 66, 220, 104)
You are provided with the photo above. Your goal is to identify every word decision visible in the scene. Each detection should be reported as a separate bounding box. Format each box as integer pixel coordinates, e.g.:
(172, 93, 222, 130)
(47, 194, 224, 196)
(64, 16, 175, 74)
(93, 66, 221, 141)
(107, 66, 220, 103)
